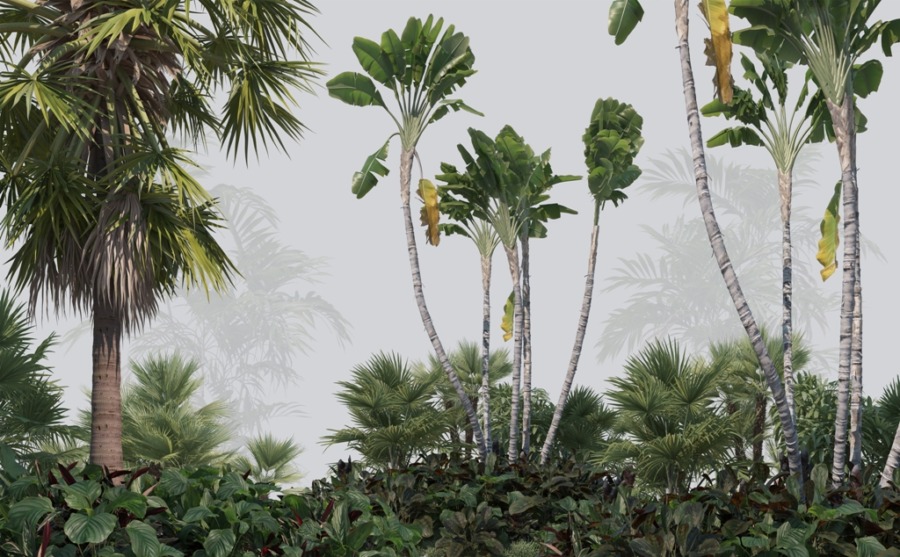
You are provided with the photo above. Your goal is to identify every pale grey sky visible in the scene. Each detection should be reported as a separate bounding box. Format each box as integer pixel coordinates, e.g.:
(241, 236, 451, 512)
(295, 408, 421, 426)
(21, 1, 900, 482)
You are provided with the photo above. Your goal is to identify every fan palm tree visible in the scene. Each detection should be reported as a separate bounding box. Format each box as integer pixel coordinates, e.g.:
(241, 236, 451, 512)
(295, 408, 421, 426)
(540, 97, 644, 466)
(233, 433, 304, 486)
(326, 15, 487, 459)
(730, 0, 900, 486)
(0, 290, 73, 456)
(549, 385, 617, 463)
(0, 0, 321, 470)
(609, 0, 803, 475)
(322, 352, 448, 470)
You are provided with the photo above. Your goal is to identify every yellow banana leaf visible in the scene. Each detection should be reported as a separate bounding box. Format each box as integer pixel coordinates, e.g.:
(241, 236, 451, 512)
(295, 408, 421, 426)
(816, 182, 842, 281)
(418, 179, 440, 246)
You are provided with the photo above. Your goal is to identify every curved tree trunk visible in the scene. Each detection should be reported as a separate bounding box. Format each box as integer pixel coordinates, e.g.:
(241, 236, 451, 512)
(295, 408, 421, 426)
(880, 420, 900, 488)
(827, 94, 860, 487)
(540, 203, 600, 466)
(90, 300, 124, 470)
(778, 169, 795, 420)
(520, 234, 533, 456)
(849, 259, 863, 480)
(399, 148, 487, 459)
(480, 253, 493, 453)
(673, 0, 801, 476)
(505, 244, 523, 462)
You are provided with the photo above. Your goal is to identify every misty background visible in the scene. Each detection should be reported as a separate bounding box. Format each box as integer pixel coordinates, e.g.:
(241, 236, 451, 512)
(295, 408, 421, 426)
(9, 1, 898, 482)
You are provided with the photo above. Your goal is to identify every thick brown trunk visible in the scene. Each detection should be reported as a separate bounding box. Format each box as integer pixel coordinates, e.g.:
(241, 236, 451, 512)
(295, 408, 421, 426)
(90, 300, 124, 470)
(520, 234, 533, 456)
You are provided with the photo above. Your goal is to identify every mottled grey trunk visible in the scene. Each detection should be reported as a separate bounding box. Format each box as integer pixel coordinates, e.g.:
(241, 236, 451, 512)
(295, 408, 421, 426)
(90, 300, 124, 470)
(540, 203, 601, 466)
(480, 253, 493, 452)
(520, 234, 533, 456)
(880, 420, 900, 488)
(399, 148, 487, 459)
(778, 169, 795, 420)
(849, 259, 863, 480)
(827, 94, 859, 487)
(673, 0, 801, 475)
(505, 244, 523, 462)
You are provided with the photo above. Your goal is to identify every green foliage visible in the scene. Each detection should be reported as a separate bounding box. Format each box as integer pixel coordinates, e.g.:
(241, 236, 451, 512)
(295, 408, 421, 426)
(582, 98, 645, 211)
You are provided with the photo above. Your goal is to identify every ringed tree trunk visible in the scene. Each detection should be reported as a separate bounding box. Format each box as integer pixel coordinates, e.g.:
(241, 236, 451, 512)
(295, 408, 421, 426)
(505, 243, 524, 462)
(880, 420, 900, 488)
(520, 234, 533, 456)
(827, 93, 860, 487)
(540, 202, 601, 466)
(778, 169, 795, 420)
(673, 0, 801, 476)
(849, 260, 863, 480)
(399, 148, 487, 459)
(480, 252, 494, 452)
(753, 392, 767, 463)
(90, 299, 124, 470)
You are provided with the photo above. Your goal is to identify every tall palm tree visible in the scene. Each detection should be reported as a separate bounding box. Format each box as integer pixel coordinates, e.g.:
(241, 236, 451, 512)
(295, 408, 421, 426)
(327, 15, 487, 459)
(540, 97, 644, 465)
(609, 0, 803, 476)
(0, 0, 321, 470)
(730, 0, 900, 486)
(0, 290, 73, 456)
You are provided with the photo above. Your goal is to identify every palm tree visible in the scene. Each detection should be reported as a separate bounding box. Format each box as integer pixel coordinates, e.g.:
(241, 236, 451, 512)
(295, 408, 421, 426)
(540, 97, 644, 466)
(0, 0, 321, 470)
(233, 433, 304, 486)
(0, 290, 73, 456)
(609, 0, 803, 476)
(597, 339, 736, 493)
(130, 184, 349, 439)
(323, 352, 448, 470)
(730, 0, 900, 486)
(548, 385, 616, 463)
(327, 15, 487, 459)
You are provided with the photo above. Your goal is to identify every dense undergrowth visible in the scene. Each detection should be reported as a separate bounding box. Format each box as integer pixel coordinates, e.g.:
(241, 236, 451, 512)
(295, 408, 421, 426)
(2, 446, 899, 556)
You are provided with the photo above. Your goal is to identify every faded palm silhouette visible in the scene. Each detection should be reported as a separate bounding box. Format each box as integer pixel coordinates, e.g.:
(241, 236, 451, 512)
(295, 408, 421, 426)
(128, 184, 350, 440)
(596, 149, 837, 364)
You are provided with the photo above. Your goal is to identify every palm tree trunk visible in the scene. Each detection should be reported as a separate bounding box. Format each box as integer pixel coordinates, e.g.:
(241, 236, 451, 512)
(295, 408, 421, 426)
(505, 244, 523, 462)
(90, 300, 124, 470)
(540, 202, 600, 466)
(778, 169, 795, 420)
(753, 393, 767, 463)
(849, 260, 863, 480)
(673, 0, 801, 476)
(827, 94, 860, 487)
(480, 253, 493, 452)
(399, 148, 487, 459)
(880, 419, 900, 488)
(520, 234, 533, 456)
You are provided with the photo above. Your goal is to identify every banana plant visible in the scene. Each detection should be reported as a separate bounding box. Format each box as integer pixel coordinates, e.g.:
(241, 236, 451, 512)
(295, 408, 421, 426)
(326, 15, 487, 458)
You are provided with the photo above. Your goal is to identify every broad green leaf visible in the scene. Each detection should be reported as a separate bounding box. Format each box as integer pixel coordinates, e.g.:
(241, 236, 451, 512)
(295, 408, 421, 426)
(8, 496, 53, 531)
(126, 521, 163, 557)
(501, 290, 514, 342)
(429, 99, 483, 125)
(706, 126, 764, 148)
(816, 181, 842, 281)
(882, 19, 900, 56)
(351, 138, 392, 198)
(183, 505, 216, 523)
(61, 481, 102, 512)
(159, 469, 189, 496)
(852, 59, 883, 98)
(105, 488, 148, 518)
(353, 37, 395, 86)
(64, 512, 117, 544)
(0, 443, 27, 478)
(204, 529, 237, 557)
(326, 72, 386, 108)
(609, 0, 645, 45)
(856, 536, 887, 557)
(418, 179, 441, 246)
(700, 0, 734, 103)
(346, 521, 376, 551)
(507, 491, 546, 515)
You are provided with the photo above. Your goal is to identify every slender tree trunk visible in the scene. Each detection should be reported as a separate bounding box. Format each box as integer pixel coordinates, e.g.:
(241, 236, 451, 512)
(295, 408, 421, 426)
(752, 393, 767, 464)
(778, 169, 795, 420)
(480, 253, 493, 453)
(849, 259, 863, 480)
(505, 244, 523, 462)
(827, 94, 860, 487)
(880, 420, 900, 488)
(520, 234, 533, 456)
(399, 148, 487, 459)
(90, 300, 124, 470)
(540, 203, 600, 466)
(673, 0, 801, 475)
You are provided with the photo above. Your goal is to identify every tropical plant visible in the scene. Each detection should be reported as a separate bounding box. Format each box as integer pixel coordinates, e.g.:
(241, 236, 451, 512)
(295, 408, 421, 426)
(0, 0, 322, 470)
(539, 97, 644, 466)
(323, 351, 448, 469)
(233, 433, 304, 486)
(609, 0, 803, 477)
(730, 0, 900, 486)
(0, 290, 72, 456)
(129, 184, 350, 439)
(597, 338, 737, 493)
(326, 14, 487, 458)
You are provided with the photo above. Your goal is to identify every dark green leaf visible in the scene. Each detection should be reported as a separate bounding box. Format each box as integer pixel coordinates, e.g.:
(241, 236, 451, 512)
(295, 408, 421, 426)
(204, 529, 236, 557)
(609, 0, 645, 45)
(351, 137, 392, 198)
(326, 72, 386, 108)
(64, 512, 117, 544)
